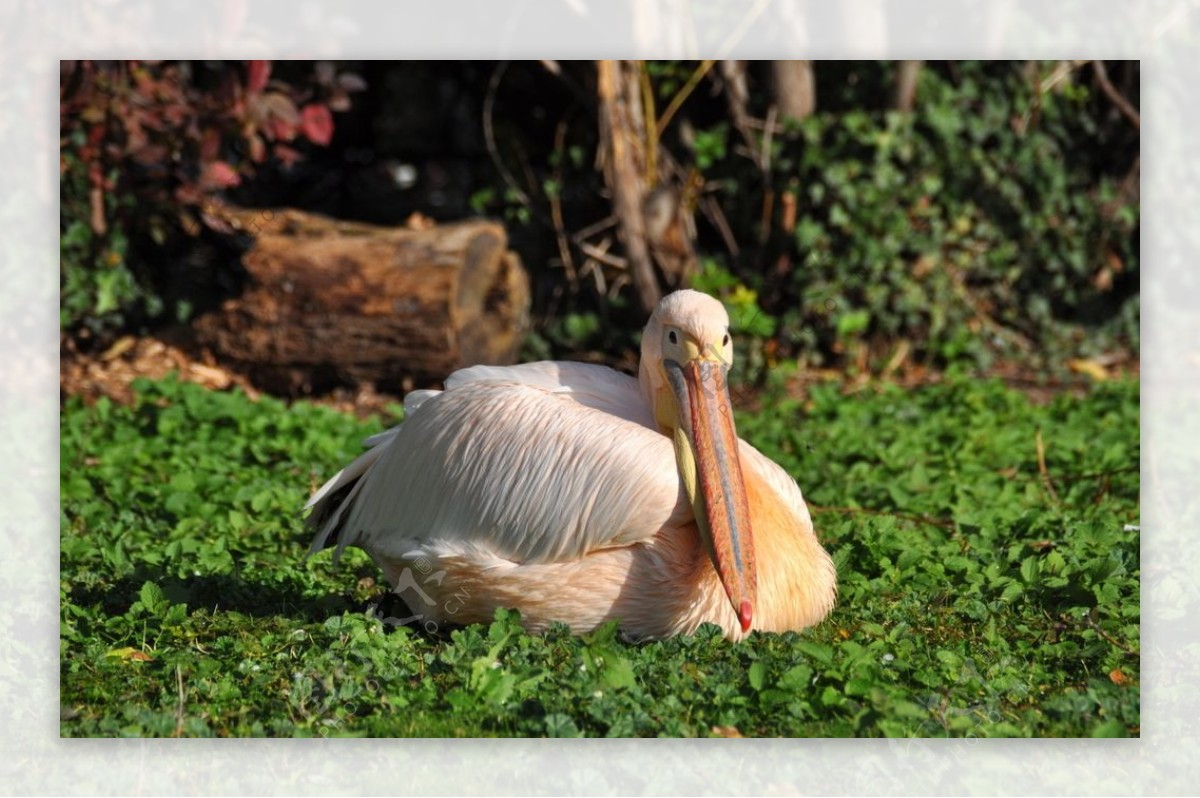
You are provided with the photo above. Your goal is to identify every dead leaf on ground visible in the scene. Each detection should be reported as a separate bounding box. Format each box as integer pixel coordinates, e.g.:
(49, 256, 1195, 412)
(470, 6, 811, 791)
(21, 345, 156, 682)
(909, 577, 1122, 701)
(100, 335, 137, 361)
(105, 647, 154, 662)
(1068, 358, 1109, 381)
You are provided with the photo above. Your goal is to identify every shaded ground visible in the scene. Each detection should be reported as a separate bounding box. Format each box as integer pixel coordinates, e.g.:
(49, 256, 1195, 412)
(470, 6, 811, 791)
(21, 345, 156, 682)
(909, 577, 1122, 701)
(61, 331, 398, 419)
(61, 327, 1138, 414)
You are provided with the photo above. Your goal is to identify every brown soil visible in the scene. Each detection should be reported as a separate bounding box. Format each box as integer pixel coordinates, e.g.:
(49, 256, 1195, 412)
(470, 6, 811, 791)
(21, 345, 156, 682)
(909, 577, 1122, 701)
(61, 326, 1138, 421)
(60, 330, 400, 419)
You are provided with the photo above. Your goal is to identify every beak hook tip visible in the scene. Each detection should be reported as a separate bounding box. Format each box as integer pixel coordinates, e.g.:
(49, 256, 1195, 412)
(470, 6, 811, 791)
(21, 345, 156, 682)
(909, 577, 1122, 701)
(738, 600, 753, 632)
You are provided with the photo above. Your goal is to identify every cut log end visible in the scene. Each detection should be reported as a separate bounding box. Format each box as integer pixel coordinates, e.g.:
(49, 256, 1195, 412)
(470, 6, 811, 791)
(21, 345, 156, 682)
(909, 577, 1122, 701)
(194, 206, 531, 395)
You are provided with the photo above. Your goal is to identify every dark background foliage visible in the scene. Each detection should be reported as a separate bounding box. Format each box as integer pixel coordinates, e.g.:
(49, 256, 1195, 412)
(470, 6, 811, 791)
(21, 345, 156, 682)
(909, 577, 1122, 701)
(60, 60, 1139, 382)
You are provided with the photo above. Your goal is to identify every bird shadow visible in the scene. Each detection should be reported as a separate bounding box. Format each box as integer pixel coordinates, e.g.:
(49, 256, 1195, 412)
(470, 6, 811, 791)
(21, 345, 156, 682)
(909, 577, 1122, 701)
(65, 565, 354, 625)
(64, 560, 473, 647)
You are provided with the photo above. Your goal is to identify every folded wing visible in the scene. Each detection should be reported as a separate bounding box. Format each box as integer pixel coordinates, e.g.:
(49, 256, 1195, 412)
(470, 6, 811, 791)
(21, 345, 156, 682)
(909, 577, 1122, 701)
(307, 362, 688, 567)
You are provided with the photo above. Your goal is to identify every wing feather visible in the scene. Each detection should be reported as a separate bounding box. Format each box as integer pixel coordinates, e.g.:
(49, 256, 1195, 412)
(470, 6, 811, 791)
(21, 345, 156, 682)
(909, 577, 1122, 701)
(446, 361, 655, 428)
(308, 363, 687, 567)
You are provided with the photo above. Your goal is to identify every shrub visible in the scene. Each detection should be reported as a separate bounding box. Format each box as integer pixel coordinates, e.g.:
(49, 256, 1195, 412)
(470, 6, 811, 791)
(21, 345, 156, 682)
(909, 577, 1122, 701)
(59, 60, 363, 335)
(471, 61, 1138, 374)
(709, 61, 1139, 371)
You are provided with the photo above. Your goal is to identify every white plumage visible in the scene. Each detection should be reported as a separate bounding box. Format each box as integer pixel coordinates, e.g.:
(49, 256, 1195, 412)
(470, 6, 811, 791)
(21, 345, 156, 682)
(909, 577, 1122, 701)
(309, 362, 686, 565)
(307, 291, 836, 640)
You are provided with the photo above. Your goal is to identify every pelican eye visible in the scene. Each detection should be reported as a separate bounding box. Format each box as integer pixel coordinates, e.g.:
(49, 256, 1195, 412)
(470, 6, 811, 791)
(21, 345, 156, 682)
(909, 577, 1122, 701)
(722, 333, 730, 346)
(668, 331, 678, 345)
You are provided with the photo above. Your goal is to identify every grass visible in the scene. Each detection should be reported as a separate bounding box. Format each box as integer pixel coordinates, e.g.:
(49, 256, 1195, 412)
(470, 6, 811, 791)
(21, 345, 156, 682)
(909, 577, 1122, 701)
(60, 373, 1139, 737)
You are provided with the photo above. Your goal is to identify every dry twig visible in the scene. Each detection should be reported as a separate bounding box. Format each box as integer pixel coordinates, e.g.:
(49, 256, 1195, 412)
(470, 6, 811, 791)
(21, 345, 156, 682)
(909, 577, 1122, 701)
(550, 113, 578, 290)
(1036, 429, 1061, 505)
(654, 59, 718, 141)
(482, 62, 532, 210)
(173, 664, 186, 737)
(1091, 60, 1140, 130)
(577, 239, 628, 271)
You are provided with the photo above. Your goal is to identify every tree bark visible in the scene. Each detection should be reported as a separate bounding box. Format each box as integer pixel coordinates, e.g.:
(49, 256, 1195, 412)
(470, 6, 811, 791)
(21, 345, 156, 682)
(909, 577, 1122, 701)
(643, 183, 696, 290)
(596, 59, 662, 314)
(193, 206, 530, 394)
(893, 60, 922, 112)
(771, 60, 816, 122)
(719, 60, 751, 134)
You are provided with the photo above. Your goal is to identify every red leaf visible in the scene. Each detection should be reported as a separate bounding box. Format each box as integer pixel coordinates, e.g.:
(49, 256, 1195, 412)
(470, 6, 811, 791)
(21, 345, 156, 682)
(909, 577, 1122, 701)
(202, 160, 242, 189)
(246, 60, 271, 94)
(300, 104, 334, 146)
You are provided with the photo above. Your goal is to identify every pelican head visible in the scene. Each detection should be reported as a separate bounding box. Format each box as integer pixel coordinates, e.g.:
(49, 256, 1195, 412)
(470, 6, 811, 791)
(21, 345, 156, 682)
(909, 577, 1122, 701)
(639, 290, 757, 632)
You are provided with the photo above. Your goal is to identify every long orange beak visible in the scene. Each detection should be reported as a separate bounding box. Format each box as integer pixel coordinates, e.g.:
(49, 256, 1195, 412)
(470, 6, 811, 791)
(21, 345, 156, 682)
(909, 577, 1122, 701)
(665, 358, 757, 632)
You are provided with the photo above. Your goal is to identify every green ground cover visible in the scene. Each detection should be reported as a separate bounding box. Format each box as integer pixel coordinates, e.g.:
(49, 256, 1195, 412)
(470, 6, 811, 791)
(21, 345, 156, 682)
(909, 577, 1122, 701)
(60, 374, 1139, 737)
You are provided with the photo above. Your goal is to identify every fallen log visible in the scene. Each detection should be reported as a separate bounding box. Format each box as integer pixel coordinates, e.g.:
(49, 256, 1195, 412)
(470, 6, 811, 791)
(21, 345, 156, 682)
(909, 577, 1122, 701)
(193, 206, 530, 394)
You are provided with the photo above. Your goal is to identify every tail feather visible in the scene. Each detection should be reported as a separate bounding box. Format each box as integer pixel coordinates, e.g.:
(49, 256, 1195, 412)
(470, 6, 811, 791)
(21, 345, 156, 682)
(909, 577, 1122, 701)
(306, 427, 398, 558)
(306, 385, 447, 561)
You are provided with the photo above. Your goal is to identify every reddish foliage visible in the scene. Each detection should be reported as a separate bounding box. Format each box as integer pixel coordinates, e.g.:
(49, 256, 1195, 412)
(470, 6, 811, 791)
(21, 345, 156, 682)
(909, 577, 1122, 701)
(300, 104, 334, 146)
(246, 60, 271, 94)
(60, 60, 365, 237)
(201, 161, 242, 190)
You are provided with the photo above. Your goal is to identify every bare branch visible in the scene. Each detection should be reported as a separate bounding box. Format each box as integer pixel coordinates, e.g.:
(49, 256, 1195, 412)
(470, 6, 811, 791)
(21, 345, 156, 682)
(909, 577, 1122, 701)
(655, 59, 718, 140)
(571, 215, 617, 243)
(549, 113, 578, 291)
(1091, 60, 1140, 130)
(578, 240, 629, 271)
(483, 62, 533, 210)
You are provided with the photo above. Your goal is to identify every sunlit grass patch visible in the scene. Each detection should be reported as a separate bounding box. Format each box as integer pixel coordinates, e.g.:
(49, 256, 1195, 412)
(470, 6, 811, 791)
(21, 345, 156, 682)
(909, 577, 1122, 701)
(61, 375, 1138, 737)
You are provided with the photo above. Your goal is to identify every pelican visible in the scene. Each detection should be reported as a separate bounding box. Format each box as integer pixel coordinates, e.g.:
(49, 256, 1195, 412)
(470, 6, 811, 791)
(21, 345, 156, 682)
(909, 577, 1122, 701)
(307, 290, 836, 641)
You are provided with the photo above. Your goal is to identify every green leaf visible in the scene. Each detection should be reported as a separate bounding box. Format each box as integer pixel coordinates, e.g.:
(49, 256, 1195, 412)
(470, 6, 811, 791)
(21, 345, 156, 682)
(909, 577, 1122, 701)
(59, 367, 1139, 738)
(836, 309, 871, 338)
(844, 678, 875, 696)
(544, 713, 582, 738)
(104, 647, 153, 662)
(795, 641, 834, 666)
(1000, 582, 1025, 603)
(585, 643, 637, 691)
(779, 664, 813, 691)
(138, 581, 167, 615)
(1020, 556, 1041, 585)
(748, 661, 766, 692)
(1090, 719, 1128, 738)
